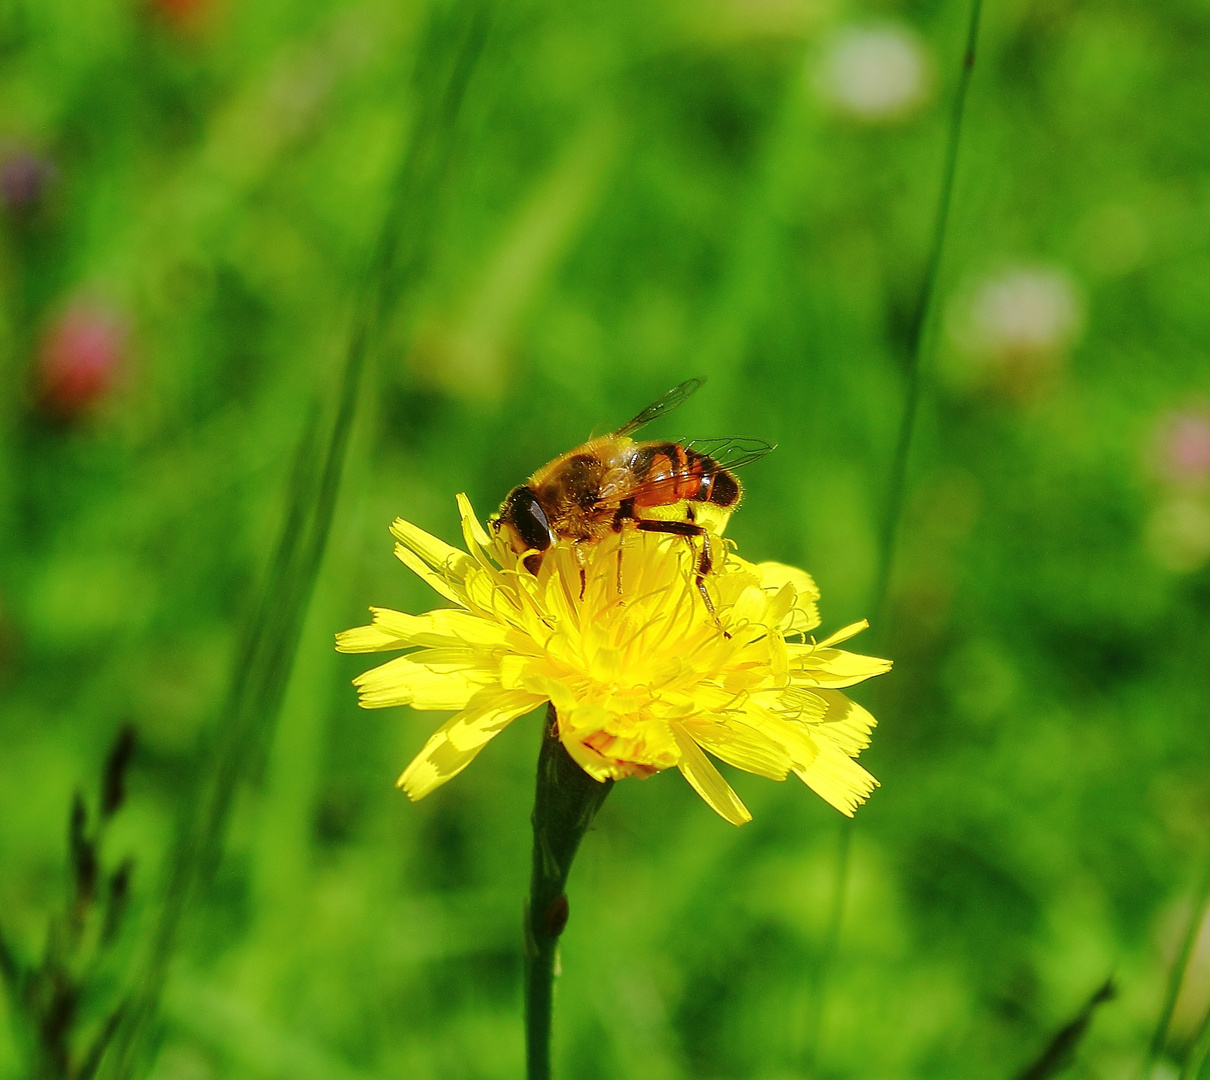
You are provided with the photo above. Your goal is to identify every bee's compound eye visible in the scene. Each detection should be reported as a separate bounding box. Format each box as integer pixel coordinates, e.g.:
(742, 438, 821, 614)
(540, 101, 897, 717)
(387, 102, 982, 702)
(501, 487, 553, 553)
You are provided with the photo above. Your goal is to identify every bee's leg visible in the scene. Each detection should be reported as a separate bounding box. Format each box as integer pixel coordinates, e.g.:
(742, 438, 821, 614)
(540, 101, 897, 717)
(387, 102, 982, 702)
(573, 543, 588, 599)
(697, 530, 714, 581)
(691, 536, 726, 634)
(633, 518, 729, 636)
(611, 498, 636, 597)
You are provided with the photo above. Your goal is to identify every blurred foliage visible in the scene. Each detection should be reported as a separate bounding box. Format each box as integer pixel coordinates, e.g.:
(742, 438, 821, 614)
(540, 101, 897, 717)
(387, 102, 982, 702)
(2, 0, 1210, 1078)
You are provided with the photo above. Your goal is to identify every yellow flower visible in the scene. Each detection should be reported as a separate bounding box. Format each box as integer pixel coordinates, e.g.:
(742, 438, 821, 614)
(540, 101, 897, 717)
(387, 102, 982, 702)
(336, 495, 891, 825)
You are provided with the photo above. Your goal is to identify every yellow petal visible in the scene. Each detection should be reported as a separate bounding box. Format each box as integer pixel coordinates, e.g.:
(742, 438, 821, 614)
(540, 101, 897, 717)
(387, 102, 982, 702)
(681, 718, 791, 780)
(795, 647, 892, 688)
(767, 628, 789, 683)
(455, 497, 519, 602)
(769, 685, 828, 722)
(756, 562, 820, 603)
(671, 723, 752, 825)
(763, 582, 797, 629)
(456, 493, 494, 551)
(691, 502, 733, 536)
(378, 607, 508, 648)
(335, 623, 402, 654)
(736, 701, 819, 771)
(398, 689, 541, 799)
(443, 689, 544, 751)
(809, 689, 877, 756)
(352, 649, 493, 709)
(390, 517, 473, 579)
(395, 545, 465, 606)
(814, 619, 869, 649)
(336, 607, 508, 653)
(783, 599, 821, 636)
(793, 742, 878, 817)
(463, 562, 517, 616)
(725, 582, 770, 631)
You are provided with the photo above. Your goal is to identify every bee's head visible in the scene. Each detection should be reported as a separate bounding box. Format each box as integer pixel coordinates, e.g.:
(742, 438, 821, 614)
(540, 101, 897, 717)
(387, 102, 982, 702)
(493, 486, 553, 574)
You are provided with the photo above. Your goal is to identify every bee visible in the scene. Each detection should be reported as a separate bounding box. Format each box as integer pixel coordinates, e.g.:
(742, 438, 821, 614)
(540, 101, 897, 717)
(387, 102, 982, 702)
(493, 378, 774, 621)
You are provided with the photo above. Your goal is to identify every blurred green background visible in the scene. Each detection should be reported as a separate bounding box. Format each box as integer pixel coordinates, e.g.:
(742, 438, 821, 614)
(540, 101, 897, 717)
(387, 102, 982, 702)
(3, 0, 1210, 1077)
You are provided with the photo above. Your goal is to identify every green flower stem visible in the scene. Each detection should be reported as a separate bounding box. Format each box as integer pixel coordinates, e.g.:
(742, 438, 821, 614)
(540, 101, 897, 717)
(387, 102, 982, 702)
(524, 704, 613, 1080)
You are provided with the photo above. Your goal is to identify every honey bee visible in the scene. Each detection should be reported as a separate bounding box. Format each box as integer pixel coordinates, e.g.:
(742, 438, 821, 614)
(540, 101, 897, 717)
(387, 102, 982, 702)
(492, 378, 774, 620)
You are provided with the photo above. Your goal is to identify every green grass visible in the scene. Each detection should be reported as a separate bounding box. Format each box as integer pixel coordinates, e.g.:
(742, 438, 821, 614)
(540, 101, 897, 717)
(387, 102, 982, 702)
(3, 0, 1210, 1078)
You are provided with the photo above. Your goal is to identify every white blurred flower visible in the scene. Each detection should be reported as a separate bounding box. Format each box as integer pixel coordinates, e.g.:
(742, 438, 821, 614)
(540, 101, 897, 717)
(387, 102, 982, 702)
(944, 265, 1083, 399)
(1145, 497, 1210, 574)
(963, 267, 1083, 359)
(815, 25, 931, 123)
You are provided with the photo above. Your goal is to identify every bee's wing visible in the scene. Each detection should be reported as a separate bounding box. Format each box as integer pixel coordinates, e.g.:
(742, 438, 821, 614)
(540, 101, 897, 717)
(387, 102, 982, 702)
(684, 437, 777, 471)
(613, 377, 704, 437)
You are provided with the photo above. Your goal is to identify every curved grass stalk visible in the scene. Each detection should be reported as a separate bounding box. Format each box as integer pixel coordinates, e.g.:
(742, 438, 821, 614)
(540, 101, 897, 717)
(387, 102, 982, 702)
(1143, 861, 1210, 1080)
(803, 0, 985, 1070)
(871, 0, 985, 629)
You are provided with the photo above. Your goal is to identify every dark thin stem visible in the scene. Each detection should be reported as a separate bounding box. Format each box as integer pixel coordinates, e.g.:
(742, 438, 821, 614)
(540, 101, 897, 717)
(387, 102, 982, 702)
(1014, 979, 1115, 1080)
(1144, 861, 1210, 1079)
(524, 705, 613, 1080)
(871, 0, 984, 630)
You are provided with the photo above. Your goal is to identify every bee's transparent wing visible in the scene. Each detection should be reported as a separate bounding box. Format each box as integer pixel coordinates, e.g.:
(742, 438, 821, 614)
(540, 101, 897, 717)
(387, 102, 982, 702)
(684, 437, 777, 471)
(614, 377, 704, 437)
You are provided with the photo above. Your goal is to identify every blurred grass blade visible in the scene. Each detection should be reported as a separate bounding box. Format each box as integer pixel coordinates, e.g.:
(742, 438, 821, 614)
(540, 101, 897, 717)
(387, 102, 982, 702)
(1180, 1005, 1210, 1080)
(0, 916, 19, 992)
(77, 1002, 127, 1080)
(100, 3, 495, 1077)
(802, 816, 852, 1072)
(1145, 862, 1210, 1079)
(871, 0, 985, 630)
(1014, 979, 1116, 1080)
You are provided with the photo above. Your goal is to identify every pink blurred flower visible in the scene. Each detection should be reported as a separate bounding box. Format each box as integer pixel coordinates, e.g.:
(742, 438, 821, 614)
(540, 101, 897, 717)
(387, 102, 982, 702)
(36, 303, 127, 421)
(1152, 408, 1210, 489)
